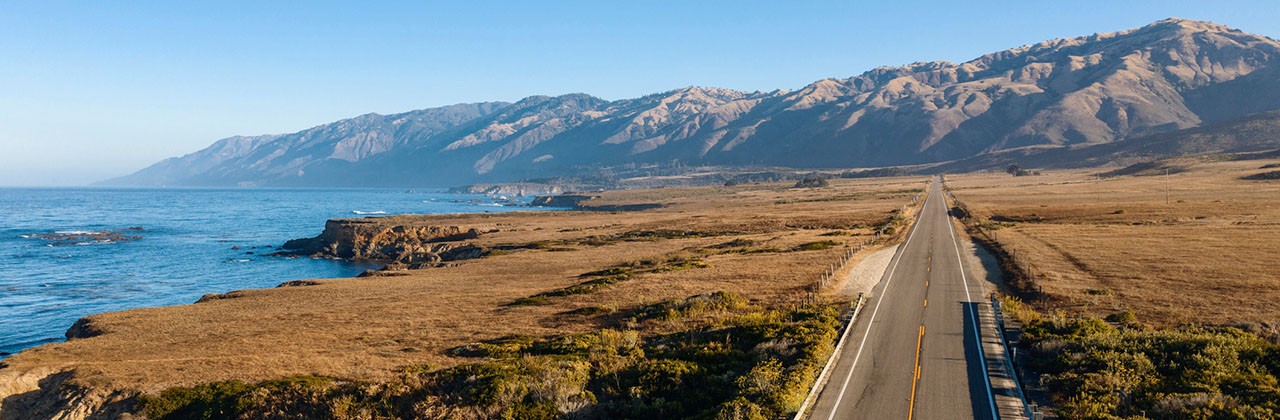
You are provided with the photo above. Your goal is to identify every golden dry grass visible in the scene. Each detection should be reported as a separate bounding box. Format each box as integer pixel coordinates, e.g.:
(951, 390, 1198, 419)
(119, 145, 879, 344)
(2, 177, 926, 393)
(948, 158, 1280, 330)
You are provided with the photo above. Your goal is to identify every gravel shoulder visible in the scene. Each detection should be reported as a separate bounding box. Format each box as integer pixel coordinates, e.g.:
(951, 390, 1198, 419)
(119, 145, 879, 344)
(838, 244, 899, 298)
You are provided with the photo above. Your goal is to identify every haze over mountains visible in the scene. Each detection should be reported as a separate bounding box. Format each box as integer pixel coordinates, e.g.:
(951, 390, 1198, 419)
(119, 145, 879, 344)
(105, 18, 1280, 187)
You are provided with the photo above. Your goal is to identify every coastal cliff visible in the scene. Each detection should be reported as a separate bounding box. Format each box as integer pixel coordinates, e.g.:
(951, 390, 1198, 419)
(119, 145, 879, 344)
(529, 194, 593, 208)
(281, 218, 484, 264)
(446, 183, 567, 196)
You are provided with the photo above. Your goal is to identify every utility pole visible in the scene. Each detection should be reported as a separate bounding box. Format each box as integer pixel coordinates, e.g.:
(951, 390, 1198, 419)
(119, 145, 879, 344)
(1165, 168, 1170, 205)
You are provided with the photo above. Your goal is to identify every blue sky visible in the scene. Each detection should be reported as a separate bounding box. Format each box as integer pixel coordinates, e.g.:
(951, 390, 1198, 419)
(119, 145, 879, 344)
(1, 1, 1277, 186)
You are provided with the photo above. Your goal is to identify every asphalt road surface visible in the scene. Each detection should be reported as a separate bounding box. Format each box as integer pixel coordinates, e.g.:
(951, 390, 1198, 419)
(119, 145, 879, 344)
(808, 177, 996, 420)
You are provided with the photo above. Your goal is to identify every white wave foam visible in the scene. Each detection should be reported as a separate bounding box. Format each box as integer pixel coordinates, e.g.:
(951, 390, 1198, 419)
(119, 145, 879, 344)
(352, 210, 388, 215)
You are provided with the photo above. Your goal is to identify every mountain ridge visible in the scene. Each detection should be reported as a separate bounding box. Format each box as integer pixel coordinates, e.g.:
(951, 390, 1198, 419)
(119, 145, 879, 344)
(103, 18, 1280, 187)
(926, 109, 1280, 174)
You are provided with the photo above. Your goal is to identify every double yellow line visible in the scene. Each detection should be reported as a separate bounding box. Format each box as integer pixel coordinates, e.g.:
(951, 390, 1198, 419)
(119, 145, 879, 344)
(911, 260, 930, 419)
(907, 324, 925, 420)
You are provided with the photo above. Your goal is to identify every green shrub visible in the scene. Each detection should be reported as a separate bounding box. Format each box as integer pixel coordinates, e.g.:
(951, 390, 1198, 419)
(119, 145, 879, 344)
(650, 258, 710, 272)
(711, 238, 758, 248)
(791, 241, 842, 251)
(999, 295, 1041, 325)
(136, 376, 335, 420)
(1104, 311, 1140, 327)
(715, 397, 771, 420)
(137, 380, 253, 420)
(563, 306, 616, 316)
(736, 359, 784, 404)
(632, 291, 750, 323)
(448, 335, 540, 358)
(507, 296, 550, 306)
(1017, 308, 1280, 419)
(512, 256, 709, 305)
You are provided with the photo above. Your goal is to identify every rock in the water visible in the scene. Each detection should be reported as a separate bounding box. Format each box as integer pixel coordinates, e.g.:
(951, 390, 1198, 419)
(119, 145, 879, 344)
(30, 230, 142, 246)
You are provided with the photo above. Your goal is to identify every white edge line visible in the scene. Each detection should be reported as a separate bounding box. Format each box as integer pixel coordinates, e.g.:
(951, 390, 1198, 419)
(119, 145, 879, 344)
(944, 186, 1000, 420)
(823, 179, 932, 420)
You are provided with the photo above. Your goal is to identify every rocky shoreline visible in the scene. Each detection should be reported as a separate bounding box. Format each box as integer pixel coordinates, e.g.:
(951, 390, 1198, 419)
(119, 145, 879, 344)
(276, 218, 492, 269)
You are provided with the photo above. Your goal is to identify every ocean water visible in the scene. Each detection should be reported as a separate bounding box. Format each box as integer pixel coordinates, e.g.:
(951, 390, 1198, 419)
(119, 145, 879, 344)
(0, 188, 538, 358)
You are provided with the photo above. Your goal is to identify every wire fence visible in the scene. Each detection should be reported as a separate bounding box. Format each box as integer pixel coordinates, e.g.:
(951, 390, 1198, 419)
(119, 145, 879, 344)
(796, 196, 922, 307)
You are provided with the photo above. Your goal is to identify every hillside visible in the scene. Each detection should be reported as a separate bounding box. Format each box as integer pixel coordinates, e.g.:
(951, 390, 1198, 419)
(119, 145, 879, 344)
(104, 18, 1280, 187)
(929, 109, 1280, 173)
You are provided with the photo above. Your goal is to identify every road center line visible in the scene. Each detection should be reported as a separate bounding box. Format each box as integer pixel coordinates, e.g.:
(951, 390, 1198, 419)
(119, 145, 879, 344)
(907, 324, 925, 420)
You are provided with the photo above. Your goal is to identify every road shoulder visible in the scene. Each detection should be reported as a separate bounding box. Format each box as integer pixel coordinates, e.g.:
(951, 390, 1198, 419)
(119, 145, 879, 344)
(951, 213, 1032, 420)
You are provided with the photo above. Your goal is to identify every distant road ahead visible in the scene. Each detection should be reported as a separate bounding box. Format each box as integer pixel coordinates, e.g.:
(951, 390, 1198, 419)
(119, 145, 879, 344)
(808, 177, 996, 420)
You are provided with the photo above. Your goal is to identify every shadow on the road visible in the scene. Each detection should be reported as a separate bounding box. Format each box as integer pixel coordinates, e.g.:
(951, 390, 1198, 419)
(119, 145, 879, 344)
(962, 301, 997, 420)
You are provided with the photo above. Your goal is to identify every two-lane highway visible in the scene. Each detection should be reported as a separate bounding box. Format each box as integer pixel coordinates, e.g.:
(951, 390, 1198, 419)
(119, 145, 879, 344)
(809, 177, 996, 420)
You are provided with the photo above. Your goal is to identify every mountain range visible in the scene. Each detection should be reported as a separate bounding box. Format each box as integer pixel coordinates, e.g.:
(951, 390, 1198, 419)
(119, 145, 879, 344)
(104, 18, 1280, 187)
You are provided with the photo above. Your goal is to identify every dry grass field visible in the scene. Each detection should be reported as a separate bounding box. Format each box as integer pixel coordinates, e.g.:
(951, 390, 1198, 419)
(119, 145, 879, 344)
(1, 177, 925, 398)
(947, 158, 1280, 333)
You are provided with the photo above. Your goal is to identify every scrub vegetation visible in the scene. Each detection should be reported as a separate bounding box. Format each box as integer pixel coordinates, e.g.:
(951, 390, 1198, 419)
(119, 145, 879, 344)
(949, 158, 1280, 419)
(1003, 297, 1280, 419)
(138, 292, 844, 419)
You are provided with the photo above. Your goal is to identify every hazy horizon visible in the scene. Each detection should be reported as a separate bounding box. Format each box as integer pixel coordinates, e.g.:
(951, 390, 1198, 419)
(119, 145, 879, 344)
(2, 1, 1278, 187)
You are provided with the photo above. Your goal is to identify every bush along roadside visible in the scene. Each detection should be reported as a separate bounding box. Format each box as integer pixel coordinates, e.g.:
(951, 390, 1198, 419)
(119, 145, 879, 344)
(136, 292, 845, 420)
(947, 178, 1280, 419)
(1001, 296, 1280, 419)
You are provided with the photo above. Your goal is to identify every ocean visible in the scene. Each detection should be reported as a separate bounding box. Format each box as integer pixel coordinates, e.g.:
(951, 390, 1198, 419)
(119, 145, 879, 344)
(0, 187, 539, 358)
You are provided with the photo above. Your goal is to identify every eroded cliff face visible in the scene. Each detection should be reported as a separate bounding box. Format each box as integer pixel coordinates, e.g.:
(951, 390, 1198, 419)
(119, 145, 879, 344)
(0, 369, 135, 420)
(281, 218, 483, 264)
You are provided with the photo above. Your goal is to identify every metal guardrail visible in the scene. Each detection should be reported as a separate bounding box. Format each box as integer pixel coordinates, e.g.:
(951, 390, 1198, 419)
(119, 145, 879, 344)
(990, 294, 1038, 420)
